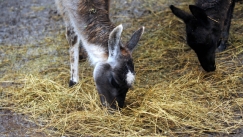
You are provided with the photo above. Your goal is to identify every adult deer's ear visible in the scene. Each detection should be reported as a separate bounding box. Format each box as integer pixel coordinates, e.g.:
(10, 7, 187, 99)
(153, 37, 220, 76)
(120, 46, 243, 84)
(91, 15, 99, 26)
(127, 26, 144, 53)
(170, 5, 191, 23)
(189, 5, 209, 26)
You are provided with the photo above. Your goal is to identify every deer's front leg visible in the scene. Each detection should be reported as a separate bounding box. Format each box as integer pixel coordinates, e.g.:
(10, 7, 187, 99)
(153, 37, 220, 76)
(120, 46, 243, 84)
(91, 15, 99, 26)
(217, 0, 235, 52)
(66, 26, 79, 87)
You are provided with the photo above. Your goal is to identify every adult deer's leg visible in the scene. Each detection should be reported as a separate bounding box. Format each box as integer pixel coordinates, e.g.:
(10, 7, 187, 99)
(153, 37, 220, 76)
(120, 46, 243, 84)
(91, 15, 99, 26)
(66, 26, 80, 87)
(218, 0, 236, 51)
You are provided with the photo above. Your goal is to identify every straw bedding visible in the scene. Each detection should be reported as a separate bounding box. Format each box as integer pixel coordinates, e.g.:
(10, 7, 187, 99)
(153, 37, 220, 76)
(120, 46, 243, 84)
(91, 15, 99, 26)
(1, 1, 243, 136)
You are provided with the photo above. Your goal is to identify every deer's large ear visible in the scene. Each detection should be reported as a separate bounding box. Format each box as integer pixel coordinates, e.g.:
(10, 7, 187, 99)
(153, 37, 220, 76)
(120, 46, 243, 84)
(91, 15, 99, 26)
(170, 5, 191, 23)
(108, 24, 123, 59)
(189, 5, 209, 26)
(127, 26, 144, 53)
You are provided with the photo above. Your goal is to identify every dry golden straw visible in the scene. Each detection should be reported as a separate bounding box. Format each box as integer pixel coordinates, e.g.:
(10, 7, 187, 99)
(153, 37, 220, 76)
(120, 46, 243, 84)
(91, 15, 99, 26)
(1, 0, 243, 136)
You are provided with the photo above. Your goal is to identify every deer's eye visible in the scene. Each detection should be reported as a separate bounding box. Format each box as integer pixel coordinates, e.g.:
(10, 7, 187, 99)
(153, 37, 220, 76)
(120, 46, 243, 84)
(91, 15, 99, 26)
(110, 75, 120, 88)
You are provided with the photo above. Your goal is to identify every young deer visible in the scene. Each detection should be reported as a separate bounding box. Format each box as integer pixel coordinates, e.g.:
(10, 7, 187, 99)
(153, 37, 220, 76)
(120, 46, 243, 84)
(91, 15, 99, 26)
(170, 0, 235, 72)
(55, 0, 144, 109)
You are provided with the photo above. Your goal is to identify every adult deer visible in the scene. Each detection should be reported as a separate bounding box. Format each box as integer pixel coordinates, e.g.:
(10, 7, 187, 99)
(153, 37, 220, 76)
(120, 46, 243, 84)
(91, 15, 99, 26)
(55, 0, 144, 109)
(170, 0, 236, 72)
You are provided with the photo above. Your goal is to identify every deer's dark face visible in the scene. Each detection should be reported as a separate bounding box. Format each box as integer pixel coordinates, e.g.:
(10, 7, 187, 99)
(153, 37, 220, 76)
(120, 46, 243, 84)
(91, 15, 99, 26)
(94, 55, 134, 109)
(186, 16, 220, 72)
(94, 25, 144, 109)
(170, 5, 221, 72)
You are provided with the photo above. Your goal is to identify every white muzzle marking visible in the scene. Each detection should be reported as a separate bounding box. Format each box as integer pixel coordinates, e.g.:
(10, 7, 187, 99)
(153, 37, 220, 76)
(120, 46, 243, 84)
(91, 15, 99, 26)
(126, 71, 135, 86)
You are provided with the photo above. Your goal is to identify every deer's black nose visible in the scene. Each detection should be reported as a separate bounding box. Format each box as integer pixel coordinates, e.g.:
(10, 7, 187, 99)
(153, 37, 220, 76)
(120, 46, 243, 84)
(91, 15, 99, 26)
(204, 64, 216, 72)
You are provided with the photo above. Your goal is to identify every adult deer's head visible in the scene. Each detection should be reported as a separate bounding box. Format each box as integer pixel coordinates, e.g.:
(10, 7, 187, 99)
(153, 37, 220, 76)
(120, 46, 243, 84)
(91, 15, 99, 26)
(170, 5, 221, 72)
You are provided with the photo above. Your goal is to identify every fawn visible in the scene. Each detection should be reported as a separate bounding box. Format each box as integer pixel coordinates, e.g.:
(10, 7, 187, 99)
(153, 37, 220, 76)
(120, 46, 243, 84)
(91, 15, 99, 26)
(55, 0, 144, 109)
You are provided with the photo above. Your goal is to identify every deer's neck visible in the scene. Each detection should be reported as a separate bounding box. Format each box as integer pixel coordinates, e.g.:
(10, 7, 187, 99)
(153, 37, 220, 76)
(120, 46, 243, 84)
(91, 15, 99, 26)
(197, 0, 231, 27)
(76, 0, 114, 65)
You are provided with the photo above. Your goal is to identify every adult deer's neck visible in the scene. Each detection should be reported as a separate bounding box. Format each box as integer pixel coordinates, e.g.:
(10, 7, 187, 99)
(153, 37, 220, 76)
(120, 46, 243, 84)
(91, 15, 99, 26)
(197, 0, 231, 18)
(196, 0, 231, 27)
(78, 0, 115, 47)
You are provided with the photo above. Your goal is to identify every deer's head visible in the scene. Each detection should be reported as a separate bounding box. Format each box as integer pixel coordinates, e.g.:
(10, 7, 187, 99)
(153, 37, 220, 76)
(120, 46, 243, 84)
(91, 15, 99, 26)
(93, 24, 144, 109)
(170, 5, 222, 72)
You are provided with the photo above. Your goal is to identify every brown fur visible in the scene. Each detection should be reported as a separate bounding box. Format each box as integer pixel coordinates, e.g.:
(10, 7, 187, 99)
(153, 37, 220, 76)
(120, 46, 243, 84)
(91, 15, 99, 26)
(78, 0, 114, 47)
(120, 47, 130, 56)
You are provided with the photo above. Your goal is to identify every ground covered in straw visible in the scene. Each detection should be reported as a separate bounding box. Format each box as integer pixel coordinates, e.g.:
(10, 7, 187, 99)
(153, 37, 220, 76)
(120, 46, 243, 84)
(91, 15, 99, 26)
(1, 0, 243, 136)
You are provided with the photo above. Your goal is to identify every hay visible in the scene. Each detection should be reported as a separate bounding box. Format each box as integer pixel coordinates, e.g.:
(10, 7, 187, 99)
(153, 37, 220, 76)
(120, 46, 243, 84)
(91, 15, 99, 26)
(1, 1, 243, 136)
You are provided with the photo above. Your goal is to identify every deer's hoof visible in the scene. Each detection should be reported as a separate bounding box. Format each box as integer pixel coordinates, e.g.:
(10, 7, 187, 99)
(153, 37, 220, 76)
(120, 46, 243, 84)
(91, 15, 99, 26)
(69, 80, 77, 87)
(217, 40, 229, 52)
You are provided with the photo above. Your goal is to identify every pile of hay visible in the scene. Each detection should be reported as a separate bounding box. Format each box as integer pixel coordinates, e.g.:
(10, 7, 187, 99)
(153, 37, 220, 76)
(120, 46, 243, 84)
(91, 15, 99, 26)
(1, 1, 243, 136)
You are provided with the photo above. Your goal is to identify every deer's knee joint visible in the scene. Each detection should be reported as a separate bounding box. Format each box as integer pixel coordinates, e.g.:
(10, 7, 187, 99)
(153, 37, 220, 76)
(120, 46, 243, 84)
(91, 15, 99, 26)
(66, 27, 78, 46)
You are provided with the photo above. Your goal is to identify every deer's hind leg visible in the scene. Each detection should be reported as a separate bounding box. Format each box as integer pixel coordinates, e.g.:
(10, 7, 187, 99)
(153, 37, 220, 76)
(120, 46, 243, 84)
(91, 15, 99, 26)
(66, 25, 80, 87)
(217, 0, 236, 51)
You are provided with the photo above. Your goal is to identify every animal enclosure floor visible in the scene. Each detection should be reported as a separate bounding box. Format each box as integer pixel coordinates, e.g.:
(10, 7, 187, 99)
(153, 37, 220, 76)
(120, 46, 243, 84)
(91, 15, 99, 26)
(1, 0, 243, 136)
